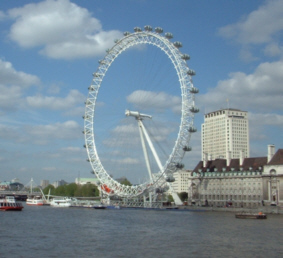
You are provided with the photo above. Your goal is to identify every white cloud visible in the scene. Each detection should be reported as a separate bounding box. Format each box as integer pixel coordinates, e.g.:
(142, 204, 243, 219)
(127, 90, 181, 113)
(24, 120, 82, 145)
(26, 89, 85, 110)
(0, 10, 6, 20)
(264, 43, 283, 57)
(199, 61, 283, 113)
(116, 157, 140, 165)
(0, 59, 40, 113)
(0, 124, 19, 140)
(61, 146, 82, 152)
(42, 167, 57, 171)
(0, 59, 40, 86)
(7, 0, 123, 59)
(218, 0, 283, 59)
(249, 112, 283, 127)
(0, 85, 23, 112)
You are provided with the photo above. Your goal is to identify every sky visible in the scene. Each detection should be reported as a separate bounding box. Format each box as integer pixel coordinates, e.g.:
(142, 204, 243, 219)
(0, 0, 283, 185)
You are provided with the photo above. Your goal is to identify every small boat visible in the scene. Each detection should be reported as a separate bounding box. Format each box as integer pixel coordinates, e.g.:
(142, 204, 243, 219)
(26, 178, 50, 206)
(50, 197, 76, 207)
(93, 204, 106, 209)
(26, 195, 45, 206)
(235, 212, 267, 219)
(0, 196, 24, 211)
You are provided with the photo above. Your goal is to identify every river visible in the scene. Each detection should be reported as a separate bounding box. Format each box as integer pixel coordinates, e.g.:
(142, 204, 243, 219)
(1, 204, 282, 258)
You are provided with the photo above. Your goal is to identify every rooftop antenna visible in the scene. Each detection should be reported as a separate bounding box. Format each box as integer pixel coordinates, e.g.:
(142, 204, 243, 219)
(226, 98, 230, 110)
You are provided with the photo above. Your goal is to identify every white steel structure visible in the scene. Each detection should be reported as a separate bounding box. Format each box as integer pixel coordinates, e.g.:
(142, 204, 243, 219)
(83, 26, 199, 204)
(201, 108, 249, 161)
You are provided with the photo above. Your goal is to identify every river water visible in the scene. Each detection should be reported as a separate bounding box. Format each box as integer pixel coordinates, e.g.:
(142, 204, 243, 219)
(1, 204, 282, 258)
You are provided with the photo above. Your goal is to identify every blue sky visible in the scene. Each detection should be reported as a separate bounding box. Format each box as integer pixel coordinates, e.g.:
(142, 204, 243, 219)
(0, 0, 282, 185)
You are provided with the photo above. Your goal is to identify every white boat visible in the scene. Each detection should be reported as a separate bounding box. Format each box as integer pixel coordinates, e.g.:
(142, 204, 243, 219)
(26, 178, 50, 206)
(50, 197, 76, 207)
(26, 195, 45, 206)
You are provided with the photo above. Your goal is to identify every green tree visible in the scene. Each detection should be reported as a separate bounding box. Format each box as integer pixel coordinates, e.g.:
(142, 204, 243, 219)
(43, 185, 55, 195)
(178, 192, 188, 202)
(65, 183, 77, 197)
(80, 184, 99, 197)
(55, 185, 67, 196)
(43, 183, 99, 197)
(167, 194, 174, 202)
(119, 178, 132, 186)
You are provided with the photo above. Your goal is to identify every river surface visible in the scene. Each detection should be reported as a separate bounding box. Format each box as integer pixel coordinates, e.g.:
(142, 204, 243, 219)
(1, 204, 282, 258)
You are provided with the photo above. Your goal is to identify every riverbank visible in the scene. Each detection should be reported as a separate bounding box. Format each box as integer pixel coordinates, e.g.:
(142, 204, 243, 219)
(179, 205, 283, 214)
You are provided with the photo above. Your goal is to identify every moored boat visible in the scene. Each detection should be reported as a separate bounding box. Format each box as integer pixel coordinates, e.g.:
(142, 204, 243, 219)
(0, 195, 24, 211)
(235, 212, 267, 219)
(26, 195, 45, 206)
(50, 197, 76, 207)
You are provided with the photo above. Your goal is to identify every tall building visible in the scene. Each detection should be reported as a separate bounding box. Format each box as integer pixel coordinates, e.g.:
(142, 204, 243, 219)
(41, 180, 49, 189)
(201, 108, 250, 161)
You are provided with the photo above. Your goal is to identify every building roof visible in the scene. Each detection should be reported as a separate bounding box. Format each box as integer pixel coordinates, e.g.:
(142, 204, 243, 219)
(205, 108, 246, 116)
(268, 149, 283, 165)
(193, 157, 267, 173)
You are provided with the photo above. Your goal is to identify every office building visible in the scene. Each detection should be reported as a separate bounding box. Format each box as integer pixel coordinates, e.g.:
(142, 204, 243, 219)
(201, 108, 249, 161)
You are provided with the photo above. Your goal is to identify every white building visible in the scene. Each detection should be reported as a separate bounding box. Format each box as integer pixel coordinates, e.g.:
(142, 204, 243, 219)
(188, 145, 283, 208)
(201, 108, 250, 161)
(171, 170, 191, 193)
(262, 145, 283, 206)
(75, 177, 99, 185)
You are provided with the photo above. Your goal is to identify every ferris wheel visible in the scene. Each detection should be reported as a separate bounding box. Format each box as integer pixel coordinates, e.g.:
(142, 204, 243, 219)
(83, 26, 199, 203)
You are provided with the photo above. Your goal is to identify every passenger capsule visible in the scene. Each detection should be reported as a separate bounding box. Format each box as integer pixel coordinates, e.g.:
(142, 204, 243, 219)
(173, 41, 182, 48)
(166, 176, 175, 183)
(181, 54, 190, 60)
(188, 126, 197, 133)
(190, 106, 199, 113)
(124, 31, 131, 36)
(114, 39, 119, 43)
(92, 72, 101, 77)
(187, 69, 196, 76)
(134, 27, 142, 32)
(88, 85, 95, 91)
(165, 32, 173, 39)
(144, 25, 152, 31)
(183, 146, 192, 151)
(155, 27, 163, 33)
(99, 60, 106, 65)
(175, 163, 184, 169)
(190, 87, 199, 94)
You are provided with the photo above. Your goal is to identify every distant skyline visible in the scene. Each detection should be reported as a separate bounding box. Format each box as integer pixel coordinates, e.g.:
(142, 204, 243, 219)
(0, 0, 283, 184)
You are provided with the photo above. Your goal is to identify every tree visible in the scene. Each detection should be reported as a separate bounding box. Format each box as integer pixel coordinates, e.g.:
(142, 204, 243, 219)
(43, 183, 99, 197)
(80, 184, 99, 197)
(65, 183, 77, 197)
(43, 184, 55, 195)
(119, 177, 132, 186)
(167, 194, 174, 202)
(178, 192, 188, 202)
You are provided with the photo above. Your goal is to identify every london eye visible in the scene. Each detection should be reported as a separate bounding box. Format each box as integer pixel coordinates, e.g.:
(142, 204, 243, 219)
(83, 26, 199, 205)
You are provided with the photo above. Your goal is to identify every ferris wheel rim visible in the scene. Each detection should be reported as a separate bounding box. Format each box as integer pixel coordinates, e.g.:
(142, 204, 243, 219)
(84, 26, 198, 198)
